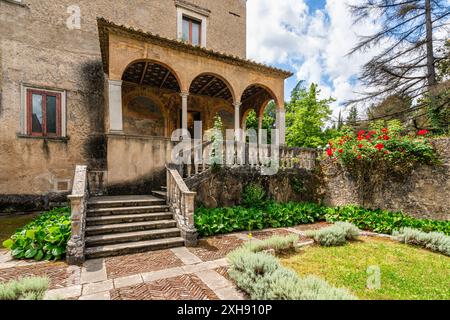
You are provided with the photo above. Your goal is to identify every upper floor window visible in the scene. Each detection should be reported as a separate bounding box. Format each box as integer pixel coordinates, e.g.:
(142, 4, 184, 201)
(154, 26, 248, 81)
(176, 2, 208, 48)
(182, 16, 201, 46)
(26, 88, 62, 137)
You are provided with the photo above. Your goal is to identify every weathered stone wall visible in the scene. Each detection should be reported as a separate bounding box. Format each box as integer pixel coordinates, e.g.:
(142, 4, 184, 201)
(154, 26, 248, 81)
(185, 167, 321, 208)
(320, 138, 450, 221)
(186, 138, 449, 221)
(0, 0, 247, 210)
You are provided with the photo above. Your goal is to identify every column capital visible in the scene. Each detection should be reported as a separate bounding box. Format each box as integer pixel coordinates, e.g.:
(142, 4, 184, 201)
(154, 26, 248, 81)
(180, 91, 190, 98)
(108, 79, 123, 87)
(233, 101, 242, 108)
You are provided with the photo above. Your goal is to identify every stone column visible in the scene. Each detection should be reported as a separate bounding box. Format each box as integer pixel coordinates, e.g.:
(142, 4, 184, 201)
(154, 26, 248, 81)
(180, 92, 189, 136)
(233, 102, 242, 142)
(276, 107, 286, 145)
(108, 79, 123, 134)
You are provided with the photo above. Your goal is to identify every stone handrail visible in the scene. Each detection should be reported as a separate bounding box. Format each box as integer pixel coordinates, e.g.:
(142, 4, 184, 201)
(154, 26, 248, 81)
(166, 165, 198, 246)
(181, 141, 318, 175)
(67, 165, 89, 265)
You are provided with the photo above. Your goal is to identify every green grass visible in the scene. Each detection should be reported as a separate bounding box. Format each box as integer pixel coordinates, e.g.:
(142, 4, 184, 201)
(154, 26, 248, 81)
(281, 237, 450, 300)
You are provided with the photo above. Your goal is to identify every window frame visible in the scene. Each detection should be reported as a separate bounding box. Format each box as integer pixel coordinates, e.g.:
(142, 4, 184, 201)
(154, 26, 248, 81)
(182, 15, 202, 46)
(176, 5, 207, 48)
(26, 88, 62, 137)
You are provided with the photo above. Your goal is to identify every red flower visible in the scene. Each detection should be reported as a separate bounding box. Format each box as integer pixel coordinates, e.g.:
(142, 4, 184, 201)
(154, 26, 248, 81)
(358, 144, 364, 149)
(358, 130, 366, 136)
(357, 136, 364, 141)
(326, 148, 333, 157)
(339, 140, 344, 146)
(357, 154, 362, 160)
(338, 149, 344, 154)
(381, 128, 389, 133)
(417, 130, 429, 136)
(383, 135, 390, 141)
(375, 143, 385, 151)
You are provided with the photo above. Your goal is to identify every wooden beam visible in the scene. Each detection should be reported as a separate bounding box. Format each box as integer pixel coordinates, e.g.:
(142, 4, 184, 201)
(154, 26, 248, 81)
(139, 62, 149, 85)
(160, 70, 171, 89)
(213, 86, 229, 98)
(197, 77, 216, 95)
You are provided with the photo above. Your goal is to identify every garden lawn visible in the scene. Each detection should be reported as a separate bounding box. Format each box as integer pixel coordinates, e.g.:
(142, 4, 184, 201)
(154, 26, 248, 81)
(281, 237, 450, 300)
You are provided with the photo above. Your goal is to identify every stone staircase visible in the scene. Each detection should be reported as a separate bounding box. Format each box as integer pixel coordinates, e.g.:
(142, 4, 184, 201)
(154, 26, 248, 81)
(84, 189, 185, 259)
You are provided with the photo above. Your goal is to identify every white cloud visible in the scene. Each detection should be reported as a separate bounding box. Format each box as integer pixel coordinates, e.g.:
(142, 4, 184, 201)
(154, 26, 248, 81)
(247, 0, 383, 121)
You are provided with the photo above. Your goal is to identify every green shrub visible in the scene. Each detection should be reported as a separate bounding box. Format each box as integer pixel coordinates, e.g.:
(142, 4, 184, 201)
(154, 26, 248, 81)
(2, 207, 71, 261)
(0, 277, 49, 300)
(243, 234, 299, 253)
(306, 222, 360, 247)
(242, 184, 267, 208)
(393, 228, 450, 256)
(325, 205, 450, 235)
(227, 236, 357, 300)
(195, 202, 325, 237)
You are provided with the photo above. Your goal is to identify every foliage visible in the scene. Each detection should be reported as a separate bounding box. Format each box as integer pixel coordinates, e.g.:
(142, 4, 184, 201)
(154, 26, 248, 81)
(348, 0, 448, 105)
(325, 205, 450, 235)
(325, 120, 439, 172)
(2, 207, 71, 261)
(286, 82, 334, 148)
(0, 277, 49, 300)
(366, 95, 412, 126)
(194, 202, 325, 237)
(306, 222, 360, 247)
(393, 228, 450, 256)
(346, 106, 359, 128)
(281, 237, 450, 300)
(242, 234, 299, 253)
(422, 81, 450, 134)
(227, 236, 357, 300)
(210, 114, 224, 165)
(245, 101, 276, 144)
(242, 184, 266, 209)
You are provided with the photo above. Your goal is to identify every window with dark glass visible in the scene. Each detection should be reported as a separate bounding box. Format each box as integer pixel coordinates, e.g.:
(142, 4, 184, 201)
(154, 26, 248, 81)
(26, 89, 61, 137)
(182, 16, 201, 46)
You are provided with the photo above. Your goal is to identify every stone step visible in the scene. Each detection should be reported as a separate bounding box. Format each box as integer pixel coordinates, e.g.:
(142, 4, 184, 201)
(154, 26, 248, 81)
(87, 205, 170, 216)
(85, 228, 181, 247)
(88, 196, 165, 209)
(86, 212, 174, 226)
(85, 237, 185, 259)
(152, 190, 167, 199)
(85, 220, 177, 236)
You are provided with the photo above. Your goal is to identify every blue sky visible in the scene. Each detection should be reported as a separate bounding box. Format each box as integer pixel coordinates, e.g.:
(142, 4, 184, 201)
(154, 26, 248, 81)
(246, 0, 382, 120)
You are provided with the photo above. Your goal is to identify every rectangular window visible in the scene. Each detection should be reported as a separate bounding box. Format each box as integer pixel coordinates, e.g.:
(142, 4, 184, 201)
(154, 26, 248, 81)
(26, 89, 61, 137)
(182, 16, 201, 46)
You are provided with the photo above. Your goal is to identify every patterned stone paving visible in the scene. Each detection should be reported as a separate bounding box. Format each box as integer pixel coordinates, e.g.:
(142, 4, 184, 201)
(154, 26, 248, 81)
(187, 235, 244, 262)
(105, 249, 184, 279)
(0, 224, 330, 300)
(110, 274, 219, 300)
(0, 262, 80, 290)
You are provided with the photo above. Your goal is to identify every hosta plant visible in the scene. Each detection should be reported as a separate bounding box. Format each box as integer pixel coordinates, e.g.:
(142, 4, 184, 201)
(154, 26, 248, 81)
(2, 207, 71, 261)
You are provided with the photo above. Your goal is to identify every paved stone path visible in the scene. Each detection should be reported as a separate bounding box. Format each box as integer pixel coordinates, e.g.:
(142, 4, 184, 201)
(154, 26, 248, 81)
(0, 224, 328, 300)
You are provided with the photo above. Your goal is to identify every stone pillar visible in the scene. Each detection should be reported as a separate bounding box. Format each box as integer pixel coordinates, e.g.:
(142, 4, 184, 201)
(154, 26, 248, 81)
(233, 102, 242, 142)
(108, 79, 123, 134)
(276, 107, 286, 145)
(180, 92, 189, 136)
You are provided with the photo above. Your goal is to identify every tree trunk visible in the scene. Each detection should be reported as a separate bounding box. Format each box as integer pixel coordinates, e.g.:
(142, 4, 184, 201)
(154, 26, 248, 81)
(425, 0, 437, 88)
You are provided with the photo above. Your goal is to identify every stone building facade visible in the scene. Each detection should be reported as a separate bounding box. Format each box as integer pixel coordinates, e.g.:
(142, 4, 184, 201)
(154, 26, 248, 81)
(0, 0, 292, 211)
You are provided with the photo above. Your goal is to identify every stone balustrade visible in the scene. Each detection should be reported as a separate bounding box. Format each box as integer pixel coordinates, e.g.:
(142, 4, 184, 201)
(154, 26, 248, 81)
(67, 165, 89, 265)
(166, 165, 198, 246)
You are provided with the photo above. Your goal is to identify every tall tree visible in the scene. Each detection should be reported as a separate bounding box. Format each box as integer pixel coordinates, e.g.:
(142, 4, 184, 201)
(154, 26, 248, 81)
(286, 82, 334, 148)
(346, 106, 359, 128)
(367, 94, 412, 124)
(349, 0, 449, 106)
